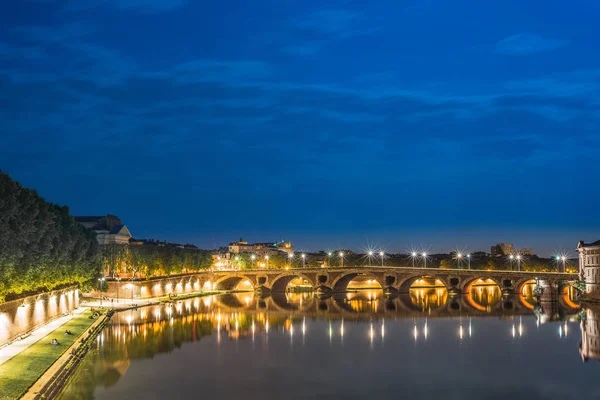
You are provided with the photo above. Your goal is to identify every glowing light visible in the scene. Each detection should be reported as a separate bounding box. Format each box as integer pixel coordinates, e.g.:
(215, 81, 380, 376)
(422, 252, 427, 257)
(368, 251, 373, 256)
(411, 252, 416, 257)
(339, 252, 344, 257)
(413, 324, 418, 341)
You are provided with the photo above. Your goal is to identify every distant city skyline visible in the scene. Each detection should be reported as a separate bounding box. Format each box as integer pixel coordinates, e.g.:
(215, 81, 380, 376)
(2, 1, 599, 256)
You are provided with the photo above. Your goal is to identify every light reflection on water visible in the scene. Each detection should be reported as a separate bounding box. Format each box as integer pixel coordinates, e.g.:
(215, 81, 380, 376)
(60, 290, 599, 400)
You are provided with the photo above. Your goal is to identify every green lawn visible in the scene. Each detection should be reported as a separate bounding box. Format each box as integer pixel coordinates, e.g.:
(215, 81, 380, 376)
(0, 310, 97, 400)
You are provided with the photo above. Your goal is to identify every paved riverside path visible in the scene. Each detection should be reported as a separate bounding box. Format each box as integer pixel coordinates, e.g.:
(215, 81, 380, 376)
(0, 307, 86, 367)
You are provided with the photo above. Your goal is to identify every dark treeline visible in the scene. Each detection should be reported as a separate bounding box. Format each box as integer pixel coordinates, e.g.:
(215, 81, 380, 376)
(0, 171, 100, 302)
(102, 243, 213, 279)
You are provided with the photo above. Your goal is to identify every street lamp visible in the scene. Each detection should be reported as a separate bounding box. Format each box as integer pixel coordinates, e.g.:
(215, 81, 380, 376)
(265, 255, 269, 269)
(327, 252, 332, 267)
(509, 254, 514, 271)
(422, 252, 427, 268)
(235, 256, 240, 270)
(411, 252, 417, 268)
(288, 253, 294, 268)
(379, 251, 385, 267)
(251, 254, 256, 269)
(368, 251, 373, 267)
(516, 255, 522, 272)
(339, 252, 344, 268)
(456, 253, 463, 269)
(301, 253, 306, 268)
(466, 254, 471, 270)
(98, 277, 105, 307)
(116, 277, 121, 305)
(561, 256, 567, 273)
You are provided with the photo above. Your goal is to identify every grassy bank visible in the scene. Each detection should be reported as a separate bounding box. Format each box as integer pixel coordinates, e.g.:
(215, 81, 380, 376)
(0, 310, 97, 400)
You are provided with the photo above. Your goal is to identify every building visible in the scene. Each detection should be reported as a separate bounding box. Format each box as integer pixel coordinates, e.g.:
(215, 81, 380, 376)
(491, 243, 534, 257)
(228, 238, 294, 256)
(578, 240, 600, 297)
(75, 214, 132, 245)
(491, 243, 513, 257)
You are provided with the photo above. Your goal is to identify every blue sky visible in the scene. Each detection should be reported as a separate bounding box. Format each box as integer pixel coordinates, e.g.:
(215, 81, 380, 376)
(1, 0, 599, 255)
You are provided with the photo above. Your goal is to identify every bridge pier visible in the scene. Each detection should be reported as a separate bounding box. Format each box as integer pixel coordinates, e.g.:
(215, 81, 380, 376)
(254, 285, 271, 296)
(384, 286, 399, 298)
(538, 280, 558, 302)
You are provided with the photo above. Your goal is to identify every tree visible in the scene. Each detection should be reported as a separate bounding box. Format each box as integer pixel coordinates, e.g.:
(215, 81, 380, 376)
(0, 170, 100, 303)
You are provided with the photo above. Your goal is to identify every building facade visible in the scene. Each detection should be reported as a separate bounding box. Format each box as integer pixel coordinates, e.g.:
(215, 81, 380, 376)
(228, 238, 294, 256)
(578, 240, 600, 299)
(75, 215, 132, 245)
(491, 243, 534, 257)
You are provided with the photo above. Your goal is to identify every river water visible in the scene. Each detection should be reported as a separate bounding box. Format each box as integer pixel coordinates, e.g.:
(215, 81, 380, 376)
(60, 288, 600, 400)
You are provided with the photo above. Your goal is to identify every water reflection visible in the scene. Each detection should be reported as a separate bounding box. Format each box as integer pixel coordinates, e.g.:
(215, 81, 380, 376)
(61, 292, 595, 400)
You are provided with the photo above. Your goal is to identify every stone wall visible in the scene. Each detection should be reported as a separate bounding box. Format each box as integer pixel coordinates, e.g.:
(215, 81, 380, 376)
(100, 274, 214, 302)
(0, 287, 79, 347)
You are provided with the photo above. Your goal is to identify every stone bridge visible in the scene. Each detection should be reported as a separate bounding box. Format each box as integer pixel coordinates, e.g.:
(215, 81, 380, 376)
(103, 267, 578, 301)
(207, 266, 577, 295)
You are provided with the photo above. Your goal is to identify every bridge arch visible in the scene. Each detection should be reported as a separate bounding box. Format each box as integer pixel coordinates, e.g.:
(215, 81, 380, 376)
(331, 270, 384, 293)
(269, 272, 316, 293)
(397, 274, 448, 293)
(461, 276, 502, 293)
(213, 274, 255, 291)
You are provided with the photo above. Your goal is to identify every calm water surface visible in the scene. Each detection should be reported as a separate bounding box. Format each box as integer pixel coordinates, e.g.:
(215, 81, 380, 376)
(61, 288, 600, 400)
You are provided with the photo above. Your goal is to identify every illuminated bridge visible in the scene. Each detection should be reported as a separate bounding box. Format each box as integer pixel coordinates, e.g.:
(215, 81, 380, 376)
(106, 267, 578, 302)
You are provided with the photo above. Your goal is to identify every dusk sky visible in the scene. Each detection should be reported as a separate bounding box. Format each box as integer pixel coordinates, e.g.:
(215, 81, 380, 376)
(1, 1, 599, 255)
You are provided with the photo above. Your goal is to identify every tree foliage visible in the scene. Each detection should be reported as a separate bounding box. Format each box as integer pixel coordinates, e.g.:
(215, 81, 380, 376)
(0, 170, 100, 302)
(103, 244, 213, 279)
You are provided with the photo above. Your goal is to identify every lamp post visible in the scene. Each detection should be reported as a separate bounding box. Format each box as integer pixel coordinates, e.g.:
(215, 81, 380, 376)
(235, 256, 240, 270)
(116, 277, 121, 305)
(509, 254, 514, 271)
(561, 256, 567, 273)
(98, 277, 105, 307)
(265, 255, 269, 269)
(456, 253, 463, 269)
(301, 253, 306, 268)
(327, 252, 332, 267)
(422, 253, 427, 268)
(516, 255, 522, 272)
(467, 254, 471, 270)
(411, 252, 417, 268)
(339, 252, 344, 268)
(288, 253, 294, 268)
(368, 251, 373, 267)
(251, 254, 256, 269)
(379, 251, 385, 267)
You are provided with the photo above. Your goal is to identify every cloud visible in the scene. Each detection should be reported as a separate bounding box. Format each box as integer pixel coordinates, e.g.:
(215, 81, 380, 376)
(55, 0, 186, 13)
(282, 42, 323, 56)
(496, 33, 569, 55)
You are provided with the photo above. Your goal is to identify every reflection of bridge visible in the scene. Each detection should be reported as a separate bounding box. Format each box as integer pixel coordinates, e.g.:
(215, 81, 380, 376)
(209, 292, 579, 321)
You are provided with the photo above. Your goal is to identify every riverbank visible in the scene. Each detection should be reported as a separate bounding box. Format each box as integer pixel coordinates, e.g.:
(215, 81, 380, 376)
(18, 290, 231, 399)
(0, 309, 100, 400)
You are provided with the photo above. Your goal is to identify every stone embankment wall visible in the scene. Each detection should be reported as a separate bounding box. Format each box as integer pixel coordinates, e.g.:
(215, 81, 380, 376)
(0, 287, 79, 347)
(100, 274, 214, 301)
